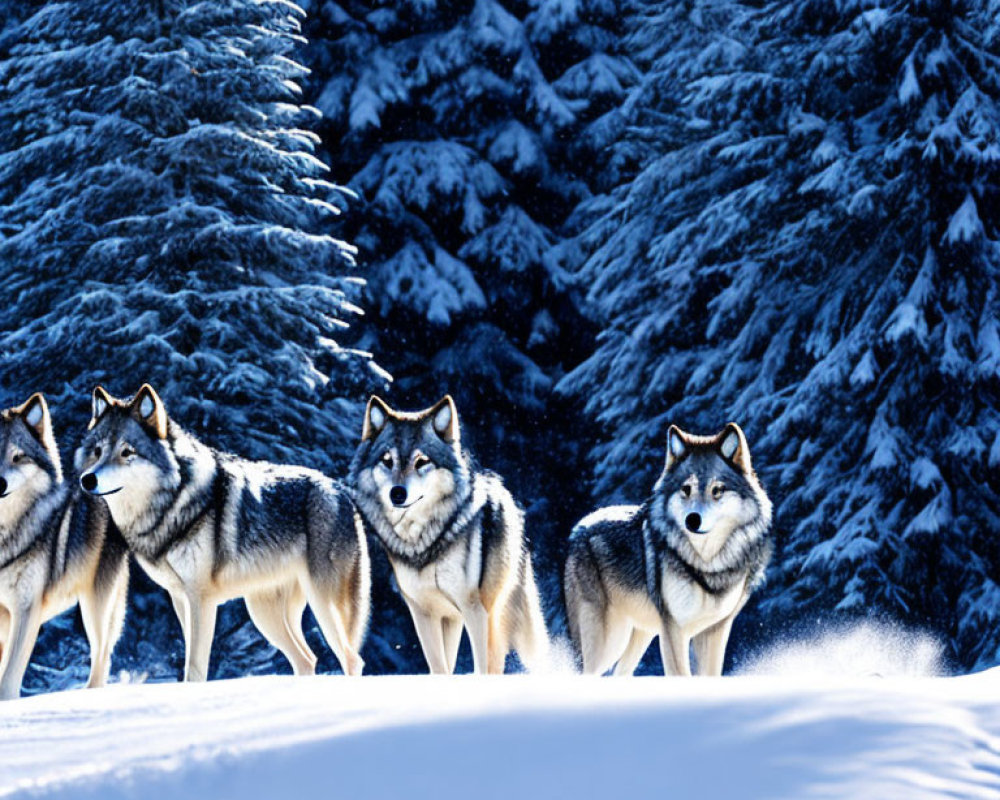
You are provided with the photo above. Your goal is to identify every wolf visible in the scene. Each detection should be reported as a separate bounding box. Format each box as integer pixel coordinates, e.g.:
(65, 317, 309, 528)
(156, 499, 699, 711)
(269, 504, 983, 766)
(349, 395, 548, 674)
(564, 423, 772, 677)
(77, 384, 370, 680)
(0, 394, 129, 700)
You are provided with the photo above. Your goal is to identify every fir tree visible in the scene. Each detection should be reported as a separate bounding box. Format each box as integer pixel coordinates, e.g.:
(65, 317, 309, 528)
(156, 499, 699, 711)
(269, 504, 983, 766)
(0, 0, 376, 469)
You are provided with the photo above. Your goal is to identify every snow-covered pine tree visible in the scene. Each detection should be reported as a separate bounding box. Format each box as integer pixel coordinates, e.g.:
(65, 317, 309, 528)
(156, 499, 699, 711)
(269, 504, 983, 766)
(0, 0, 45, 32)
(553, 1, 736, 279)
(0, 0, 376, 467)
(562, 0, 1000, 670)
(298, 0, 638, 660)
(0, 0, 379, 685)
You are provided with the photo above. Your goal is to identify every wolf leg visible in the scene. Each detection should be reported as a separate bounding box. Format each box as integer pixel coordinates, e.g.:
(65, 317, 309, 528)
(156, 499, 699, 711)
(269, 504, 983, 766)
(442, 615, 463, 674)
(246, 586, 316, 677)
(693, 613, 737, 676)
(576, 603, 609, 675)
(486, 609, 508, 675)
(613, 628, 655, 676)
(659, 620, 691, 676)
(575, 603, 624, 676)
(170, 592, 189, 642)
(282, 582, 318, 673)
(0, 605, 9, 662)
(106, 569, 129, 669)
(183, 596, 217, 682)
(0, 602, 42, 701)
(80, 564, 129, 689)
(79, 591, 105, 689)
(461, 600, 490, 675)
(308, 592, 363, 676)
(407, 602, 449, 674)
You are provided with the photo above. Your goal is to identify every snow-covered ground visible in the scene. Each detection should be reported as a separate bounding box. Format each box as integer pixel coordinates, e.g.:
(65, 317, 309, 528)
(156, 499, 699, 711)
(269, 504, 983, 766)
(3, 661, 1000, 800)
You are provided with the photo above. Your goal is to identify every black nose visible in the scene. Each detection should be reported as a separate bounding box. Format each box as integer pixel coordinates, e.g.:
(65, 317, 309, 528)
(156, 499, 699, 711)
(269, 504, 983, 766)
(0, 476, 7, 495)
(685, 512, 702, 533)
(81, 473, 98, 492)
(390, 485, 408, 506)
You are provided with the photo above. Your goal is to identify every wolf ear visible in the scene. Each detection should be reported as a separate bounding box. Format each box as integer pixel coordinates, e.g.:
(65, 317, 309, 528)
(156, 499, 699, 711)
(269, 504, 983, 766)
(429, 395, 459, 444)
(719, 422, 752, 473)
(89, 386, 114, 430)
(132, 384, 168, 440)
(18, 393, 52, 444)
(665, 425, 689, 470)
(362, 396, 391, 442)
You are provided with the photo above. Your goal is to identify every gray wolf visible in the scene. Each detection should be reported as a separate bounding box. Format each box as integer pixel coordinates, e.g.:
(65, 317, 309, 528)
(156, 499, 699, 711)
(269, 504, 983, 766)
(564, 423, 772, 676)
(78, 384, 369, 680)
(0, 394, 128, 700)
(349, 395, 548, 674)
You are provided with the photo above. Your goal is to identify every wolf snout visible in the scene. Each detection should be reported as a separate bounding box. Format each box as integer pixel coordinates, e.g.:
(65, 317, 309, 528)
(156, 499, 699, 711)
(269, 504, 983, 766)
(685, 512, 703, 533)
(0, 476, 7, 496)
(80, 473, 99, 493)
(390, 485, 408, 506)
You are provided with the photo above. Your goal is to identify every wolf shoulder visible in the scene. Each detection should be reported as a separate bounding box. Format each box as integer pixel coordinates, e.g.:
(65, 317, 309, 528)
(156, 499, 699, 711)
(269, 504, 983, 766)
(228, 458, 356, 521)
(474, 469, 522, 522)
(570, 504, 643, 543)
(567, 504, 646, 582)
(472, 469, 526, 568)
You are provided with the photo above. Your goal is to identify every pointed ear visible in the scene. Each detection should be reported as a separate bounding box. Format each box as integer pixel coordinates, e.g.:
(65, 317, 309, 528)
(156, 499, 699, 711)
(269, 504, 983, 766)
(429, 395, 459, 444)
(719, 422, 752, 473)
(18, 393, 52, 443)
(89, 386, 114, 430)
(361, 396, 391, 442)
(132, 384, 168, 439)
(665, 425, 689, 470)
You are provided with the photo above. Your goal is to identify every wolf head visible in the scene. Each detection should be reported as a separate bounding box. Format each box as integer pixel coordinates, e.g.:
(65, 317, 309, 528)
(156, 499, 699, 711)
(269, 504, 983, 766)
(651, 423, 771, 561)
(0, 394, 62, 526)
(76, 384, 181, 527)
(350, 395, 471, 542)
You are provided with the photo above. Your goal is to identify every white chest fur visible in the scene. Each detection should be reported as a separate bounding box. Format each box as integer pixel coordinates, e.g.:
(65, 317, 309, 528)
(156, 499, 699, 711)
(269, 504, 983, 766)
(662, 573, 745, 637)
(392, 527, 481, 615)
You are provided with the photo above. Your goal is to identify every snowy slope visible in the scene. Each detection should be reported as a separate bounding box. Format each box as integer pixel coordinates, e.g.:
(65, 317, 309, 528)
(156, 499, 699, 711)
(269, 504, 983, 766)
(3, 669, 1000, 800)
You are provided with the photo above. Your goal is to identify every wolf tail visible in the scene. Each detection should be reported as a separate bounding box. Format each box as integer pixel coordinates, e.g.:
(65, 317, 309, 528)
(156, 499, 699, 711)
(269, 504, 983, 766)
(509, 550, 550, 673)
(563, 551, 581, 661)
(348, 511, 372, 652)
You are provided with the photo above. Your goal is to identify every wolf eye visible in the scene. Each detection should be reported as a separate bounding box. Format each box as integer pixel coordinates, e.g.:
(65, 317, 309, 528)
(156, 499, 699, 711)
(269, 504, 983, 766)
(121, 446, 135, 459)
(414, 456, 431, 470)
(712, 484, 726, 499)
(380, 452, 393, 469)
(11, 453, 23, 464)
(681, 484, 692, 498)
(94, 446, 103, 458)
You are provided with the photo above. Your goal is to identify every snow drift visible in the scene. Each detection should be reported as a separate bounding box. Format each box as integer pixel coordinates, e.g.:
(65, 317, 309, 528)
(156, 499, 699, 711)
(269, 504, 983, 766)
(3, 668, 999, 800)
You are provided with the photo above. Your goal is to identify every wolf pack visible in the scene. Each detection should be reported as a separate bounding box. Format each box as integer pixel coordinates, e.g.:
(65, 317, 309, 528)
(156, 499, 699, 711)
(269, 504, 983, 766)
(0, 386, 773, 699)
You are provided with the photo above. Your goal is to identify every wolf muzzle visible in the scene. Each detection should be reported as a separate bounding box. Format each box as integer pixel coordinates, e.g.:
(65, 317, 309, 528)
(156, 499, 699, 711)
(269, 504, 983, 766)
(80, 472, 121, 496)
(0, 476, 7, 497)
